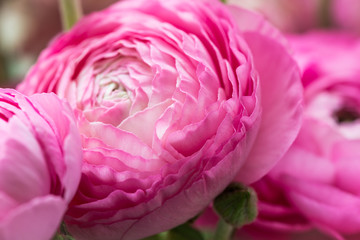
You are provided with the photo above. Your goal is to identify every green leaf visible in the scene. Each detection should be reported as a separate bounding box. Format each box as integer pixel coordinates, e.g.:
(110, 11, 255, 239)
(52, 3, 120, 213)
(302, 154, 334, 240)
(166, 223, 205, 240)
(318, 0, 332, 28)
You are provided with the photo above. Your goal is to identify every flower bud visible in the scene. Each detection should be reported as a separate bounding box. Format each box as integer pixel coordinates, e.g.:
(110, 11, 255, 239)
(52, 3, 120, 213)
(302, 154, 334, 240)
(214, 182, 258, 228)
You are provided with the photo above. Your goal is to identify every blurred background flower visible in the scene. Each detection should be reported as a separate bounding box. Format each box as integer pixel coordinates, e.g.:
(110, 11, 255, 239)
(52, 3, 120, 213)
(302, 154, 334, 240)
(227, 0, 325, 32)
(331, 0, 360, 33)
(0, 0, 117, 86)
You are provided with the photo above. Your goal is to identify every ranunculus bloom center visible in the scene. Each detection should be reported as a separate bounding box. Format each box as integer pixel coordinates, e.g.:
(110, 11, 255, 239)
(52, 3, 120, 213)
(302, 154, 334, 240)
(306, 88, 360, 136)
(334, 106, 360, 123)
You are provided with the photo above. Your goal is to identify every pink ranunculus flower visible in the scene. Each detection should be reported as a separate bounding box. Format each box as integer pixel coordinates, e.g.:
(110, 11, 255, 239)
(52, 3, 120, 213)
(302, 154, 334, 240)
(17, 0, 303, 239)
(245, 32, 360, 240)
(332, 0, 360, 34)
(0, 89, 82, 240)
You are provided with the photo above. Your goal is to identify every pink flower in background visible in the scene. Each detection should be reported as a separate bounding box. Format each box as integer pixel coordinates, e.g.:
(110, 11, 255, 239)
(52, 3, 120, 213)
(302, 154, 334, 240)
(227, 0, 323, 32)
(18, 0, 302, 239)
(0, 89, 82, 240)
(246, 32, 360, 240)
(332, 0, 360, 33)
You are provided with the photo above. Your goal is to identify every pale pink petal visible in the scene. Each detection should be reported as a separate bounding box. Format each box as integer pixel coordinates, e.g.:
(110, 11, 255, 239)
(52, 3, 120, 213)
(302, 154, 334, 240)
(119, 100, 172, 146)
(80, 119, 157, 160)
(270, 146, 335, 184)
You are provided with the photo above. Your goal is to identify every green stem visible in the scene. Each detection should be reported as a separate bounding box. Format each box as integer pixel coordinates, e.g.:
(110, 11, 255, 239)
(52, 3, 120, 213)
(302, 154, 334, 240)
(59, 0, 83, 30)
(319, 0, 332, 28)
(213, 219, 235, 240)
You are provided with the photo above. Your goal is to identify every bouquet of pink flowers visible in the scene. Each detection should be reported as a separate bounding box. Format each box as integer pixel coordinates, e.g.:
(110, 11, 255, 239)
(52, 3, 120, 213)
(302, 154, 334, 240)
(0, 0, 359, 240)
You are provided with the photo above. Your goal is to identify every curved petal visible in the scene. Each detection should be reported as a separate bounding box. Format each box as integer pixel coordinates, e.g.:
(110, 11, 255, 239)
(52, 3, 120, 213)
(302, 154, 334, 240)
(282, 176, 360, 234)
(25, 92, 83, 202)
(235, 31, 303, 184)
(0, 196, 66, 240)
(0, 117, 50, 202)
